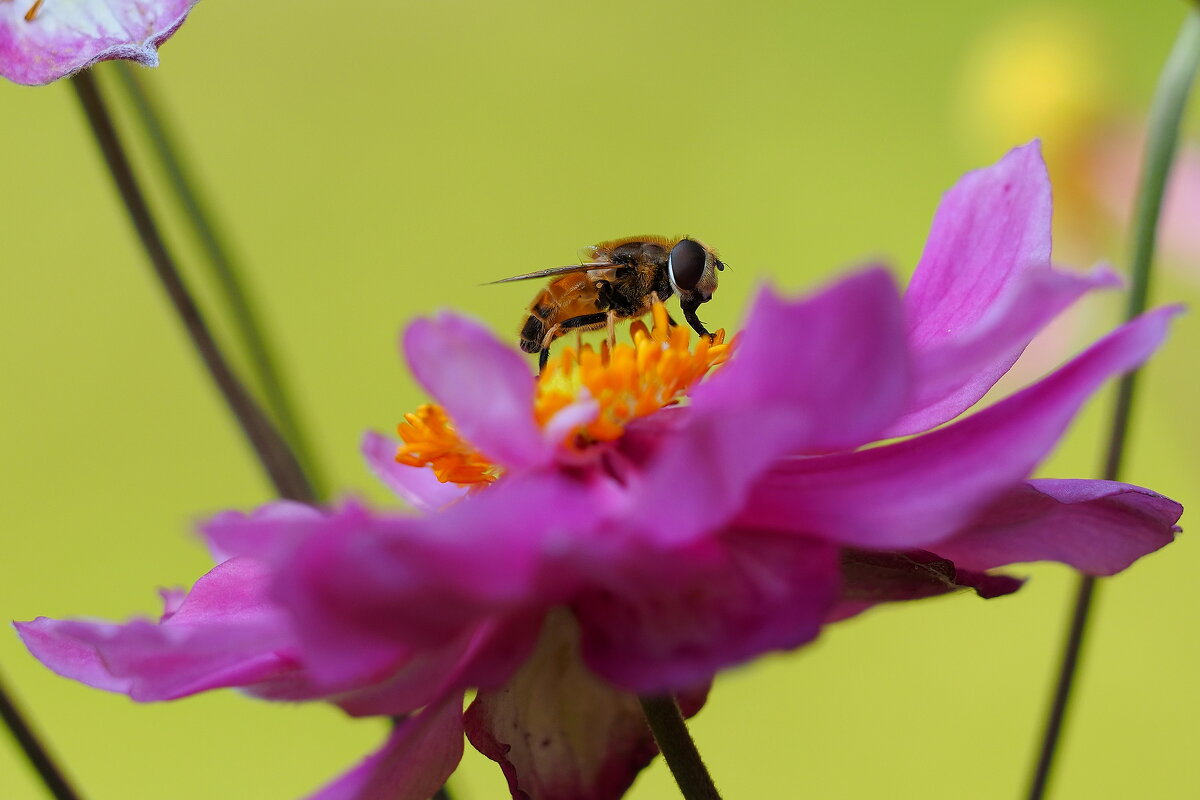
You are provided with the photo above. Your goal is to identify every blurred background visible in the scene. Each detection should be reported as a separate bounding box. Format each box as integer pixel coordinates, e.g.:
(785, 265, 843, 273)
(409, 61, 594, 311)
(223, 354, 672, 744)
(2, 0, 1197, 797)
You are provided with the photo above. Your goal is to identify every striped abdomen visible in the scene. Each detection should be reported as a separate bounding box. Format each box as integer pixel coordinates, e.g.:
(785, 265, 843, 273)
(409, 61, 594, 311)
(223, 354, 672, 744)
(518, 273, 602, 353)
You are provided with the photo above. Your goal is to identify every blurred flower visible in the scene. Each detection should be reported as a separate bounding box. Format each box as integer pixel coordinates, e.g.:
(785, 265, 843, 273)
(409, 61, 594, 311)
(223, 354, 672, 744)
(15, 143, 1183, 800)
(0, 0, 199, 86)
(959, 7, 1200, 268)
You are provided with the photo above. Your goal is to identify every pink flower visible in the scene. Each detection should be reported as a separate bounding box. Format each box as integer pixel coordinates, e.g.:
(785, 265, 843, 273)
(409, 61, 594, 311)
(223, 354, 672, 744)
(1, 0, 199, 86)
(15, 142, 1183, 800)
(1089, 125, 1200, 271)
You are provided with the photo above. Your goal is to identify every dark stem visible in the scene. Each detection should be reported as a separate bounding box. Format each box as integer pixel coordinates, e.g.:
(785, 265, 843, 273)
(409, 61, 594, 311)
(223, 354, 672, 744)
(111, 63, 327, 500)
(1026, 10, 1200, 799)
(0, 671, 82, 800)
(70, 69, 314, 504)
(1025, 575, 1096, 800)
(639, 695, 722, 800)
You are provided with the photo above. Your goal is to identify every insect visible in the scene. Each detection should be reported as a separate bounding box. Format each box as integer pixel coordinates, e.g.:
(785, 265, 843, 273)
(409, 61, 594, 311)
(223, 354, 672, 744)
(489, 235, 725, 371)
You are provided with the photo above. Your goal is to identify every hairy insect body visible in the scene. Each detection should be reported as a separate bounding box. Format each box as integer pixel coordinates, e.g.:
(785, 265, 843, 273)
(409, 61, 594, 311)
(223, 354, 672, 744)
(494, 235, 724, 369)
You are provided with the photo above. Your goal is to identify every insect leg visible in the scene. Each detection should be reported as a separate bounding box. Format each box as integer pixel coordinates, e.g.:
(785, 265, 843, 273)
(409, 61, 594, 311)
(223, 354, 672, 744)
(606, 311, 616, 348)
(680, 297, 713, 339)
(537, 312, 610, 374)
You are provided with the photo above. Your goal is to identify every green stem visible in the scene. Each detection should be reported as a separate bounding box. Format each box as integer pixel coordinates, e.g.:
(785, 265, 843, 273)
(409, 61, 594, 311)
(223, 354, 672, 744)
(111, 63, 327, 501)
(71, 69, 315, 503)
(640, 695, 722, 800)
(1026, 10, 1200, 800)
(0, 670, 82, 800)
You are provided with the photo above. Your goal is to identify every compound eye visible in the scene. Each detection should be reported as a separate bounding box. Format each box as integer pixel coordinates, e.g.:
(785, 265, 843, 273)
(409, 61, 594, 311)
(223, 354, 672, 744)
(668, 239, 706, 291)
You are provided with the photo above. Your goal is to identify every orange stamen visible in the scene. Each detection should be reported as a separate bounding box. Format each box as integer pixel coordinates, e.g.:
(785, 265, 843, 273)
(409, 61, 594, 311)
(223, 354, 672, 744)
(24, 0, 44, 22)
(392, 300, 736, 485)
(395, 404, 498, 485)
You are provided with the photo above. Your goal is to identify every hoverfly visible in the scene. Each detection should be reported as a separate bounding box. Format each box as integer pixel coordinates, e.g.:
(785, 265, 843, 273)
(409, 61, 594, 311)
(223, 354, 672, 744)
(489, 235, 725, 371)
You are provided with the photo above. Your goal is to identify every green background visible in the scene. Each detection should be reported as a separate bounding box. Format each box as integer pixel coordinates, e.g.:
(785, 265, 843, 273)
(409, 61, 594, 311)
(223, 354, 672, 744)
(2, 1, 1197, 797)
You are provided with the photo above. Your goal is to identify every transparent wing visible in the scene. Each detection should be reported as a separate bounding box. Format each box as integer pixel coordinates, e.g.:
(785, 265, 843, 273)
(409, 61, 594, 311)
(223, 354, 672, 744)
(485, 263, 614, 285)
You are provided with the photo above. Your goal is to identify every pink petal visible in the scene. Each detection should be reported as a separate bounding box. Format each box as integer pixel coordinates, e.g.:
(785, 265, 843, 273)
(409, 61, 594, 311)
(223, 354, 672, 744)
(464, 613, 708, 800)
(306, 696, 465, 800)
(628, 270, 911, 548)
(901, 141, 1066, 429)
(267, 479, 594, 687)
(200, 500, 329, 564)
(403, 313, 549, 469)
(692, 269, 910, 452)
(737, 306, 1181, 549)
(1, 0, 198, 86)
(931, 479, 1182, 575)
(571, 529, 840, 694)
(888, 263, 1120, 435)
(15, 558, 298, 701)
(361, 431, 468, 511)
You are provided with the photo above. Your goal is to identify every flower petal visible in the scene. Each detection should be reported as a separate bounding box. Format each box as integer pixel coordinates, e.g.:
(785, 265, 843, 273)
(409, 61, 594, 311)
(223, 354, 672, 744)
(906, 141, 1050, 349)
(571, 529, 840, 694)
(15, 557, 297, 701)
(737, 306, 1181, 549)
(931, 479, 1182, 575)
(692, 268, 910, 452)
(900, 141, 1066, 429)
(1, 0, 198, 86)
(305, 696, 465, 800)
(403, 312, 548, 469)
(463, 612, 708, 800)
(266, 477, 597, 687)
(361, 431, 468, 511)
(627, 270, 911, 548)
(888, 263, 1120, 435)
(829, 549, 1024, 622)
(200, 500, 328, 564)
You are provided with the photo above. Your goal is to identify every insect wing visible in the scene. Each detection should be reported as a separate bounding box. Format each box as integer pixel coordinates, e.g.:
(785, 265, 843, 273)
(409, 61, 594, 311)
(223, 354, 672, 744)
(486, 263, 614, 285)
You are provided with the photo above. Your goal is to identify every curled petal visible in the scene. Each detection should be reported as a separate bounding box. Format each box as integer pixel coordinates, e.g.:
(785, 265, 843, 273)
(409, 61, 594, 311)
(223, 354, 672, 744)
(404, 312, 549, 469)
(889, 263, 1120, 435)
(739, 306, 1182, 549)
(906, 141, 1051, 350)
(362, 431, 468, 511)
(901, 141, 1069, 428)
(931, 479, 1182, 575)
(306, 696, 465, 800)
(15, 558, 297, 701)
(572, 529, 840, 694)
(1, 0, 199, 86)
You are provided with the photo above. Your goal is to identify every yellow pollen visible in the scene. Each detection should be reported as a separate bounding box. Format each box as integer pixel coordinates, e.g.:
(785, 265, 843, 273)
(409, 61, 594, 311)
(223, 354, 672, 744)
(395, 404, 498, 486)
(535, 301, 733, 446)
(392, 301, 735, 485)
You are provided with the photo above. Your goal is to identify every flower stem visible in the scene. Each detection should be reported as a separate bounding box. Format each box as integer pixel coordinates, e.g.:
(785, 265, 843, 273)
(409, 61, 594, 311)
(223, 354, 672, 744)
(110, 63, 327, 501)
(70, 69, 315, 504)
(1026, 10, 1200, 800)
(640, 695, 722, 800)
(0, 670, 81, 800)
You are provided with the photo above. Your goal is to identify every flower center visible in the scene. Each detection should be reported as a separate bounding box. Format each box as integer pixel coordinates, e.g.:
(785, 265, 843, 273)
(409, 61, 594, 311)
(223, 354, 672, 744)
(394, 302, 733, 485)
(534, 302, 732, 446)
